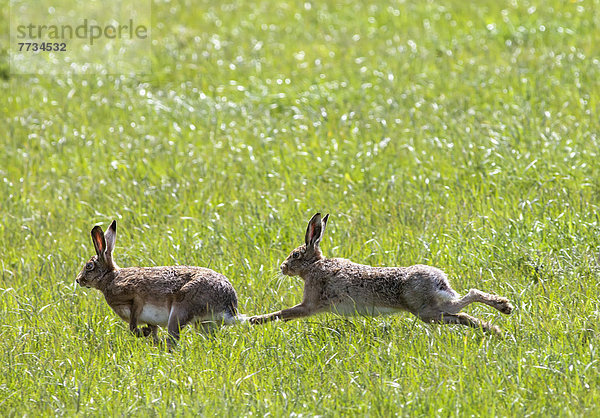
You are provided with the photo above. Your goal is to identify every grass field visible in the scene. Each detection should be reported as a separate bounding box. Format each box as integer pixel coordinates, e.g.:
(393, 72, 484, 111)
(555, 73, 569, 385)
(1, 0, 600, 415)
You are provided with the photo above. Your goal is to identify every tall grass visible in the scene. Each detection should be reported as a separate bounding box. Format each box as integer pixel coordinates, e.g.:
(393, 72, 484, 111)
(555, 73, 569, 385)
(1, 0, 599, 415)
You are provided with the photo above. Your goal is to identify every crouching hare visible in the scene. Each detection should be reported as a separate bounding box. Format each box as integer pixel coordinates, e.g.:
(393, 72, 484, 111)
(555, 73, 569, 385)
(250, 213, 513, 334)
(76, 220, 240, 347)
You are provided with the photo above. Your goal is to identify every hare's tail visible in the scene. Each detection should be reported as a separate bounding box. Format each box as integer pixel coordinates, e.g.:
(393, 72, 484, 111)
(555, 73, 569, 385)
(230, 313, 249, 325)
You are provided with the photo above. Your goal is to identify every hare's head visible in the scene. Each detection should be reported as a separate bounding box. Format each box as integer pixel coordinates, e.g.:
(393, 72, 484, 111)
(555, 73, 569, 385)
(76, 220, 119, 289)
(281, 213, 329, 276)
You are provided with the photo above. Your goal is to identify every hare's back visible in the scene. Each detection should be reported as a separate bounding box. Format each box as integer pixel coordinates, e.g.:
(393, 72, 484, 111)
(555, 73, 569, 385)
(113, 266, 236, 301)
(156, 266, 238, 311)
(178, 267, 239, 311)
(318, 260, 409, 308)
(322, 261, 456, 314)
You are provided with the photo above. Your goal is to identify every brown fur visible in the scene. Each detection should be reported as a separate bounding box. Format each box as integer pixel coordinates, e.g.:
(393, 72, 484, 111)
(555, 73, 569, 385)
(250, 213, 513, 334)
(76, 220, 239, 347)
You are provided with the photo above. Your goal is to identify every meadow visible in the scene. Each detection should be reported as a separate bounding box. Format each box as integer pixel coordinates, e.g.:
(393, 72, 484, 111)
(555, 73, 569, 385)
(1, 0, 599, 415)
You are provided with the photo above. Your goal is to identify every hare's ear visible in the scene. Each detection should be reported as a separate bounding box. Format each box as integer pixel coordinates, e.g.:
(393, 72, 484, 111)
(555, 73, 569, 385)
(104, 220, 117, 261)
(319, 214, 329, 242)
(91, 225, 106, 257)
(305, 212, 323, 248)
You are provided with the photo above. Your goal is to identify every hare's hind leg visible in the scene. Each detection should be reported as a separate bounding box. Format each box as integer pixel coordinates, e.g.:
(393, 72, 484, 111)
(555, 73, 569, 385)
(440, 289, 513, 315)
(420, 312, 501, 334)
(166, 305, 193, 348)
(439, 313, 501, 334)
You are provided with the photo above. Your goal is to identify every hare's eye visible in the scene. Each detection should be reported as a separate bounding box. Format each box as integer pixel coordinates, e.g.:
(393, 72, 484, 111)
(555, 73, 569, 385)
(292, 251, 300, 259)
(85, 262, 94, 271)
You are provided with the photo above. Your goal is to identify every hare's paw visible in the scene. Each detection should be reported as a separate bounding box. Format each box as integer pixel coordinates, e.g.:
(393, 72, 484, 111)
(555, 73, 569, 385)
(497, 298, 514, 315)
(166, 336, 178, 351)
(249, 316, 266, 325)
(141, 325, 155, 337)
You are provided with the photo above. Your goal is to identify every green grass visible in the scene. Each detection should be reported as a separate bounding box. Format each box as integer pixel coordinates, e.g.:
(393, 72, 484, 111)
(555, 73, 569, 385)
(1, 0, 600, 415)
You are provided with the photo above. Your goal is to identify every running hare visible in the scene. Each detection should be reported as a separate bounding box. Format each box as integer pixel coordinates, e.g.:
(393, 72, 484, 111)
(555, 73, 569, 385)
(76, 220, 240, 347)
(250, 213, 513, 333)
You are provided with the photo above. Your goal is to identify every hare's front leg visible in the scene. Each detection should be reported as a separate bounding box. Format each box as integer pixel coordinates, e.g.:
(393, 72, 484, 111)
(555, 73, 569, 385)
(250, 303, 312, 325)
(128, 301, 145, 337)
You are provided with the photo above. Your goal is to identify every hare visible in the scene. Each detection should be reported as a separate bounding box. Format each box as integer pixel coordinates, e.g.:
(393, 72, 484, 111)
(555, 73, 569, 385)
(250, 213, 513, 333)
(76, 220, 240, 347)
